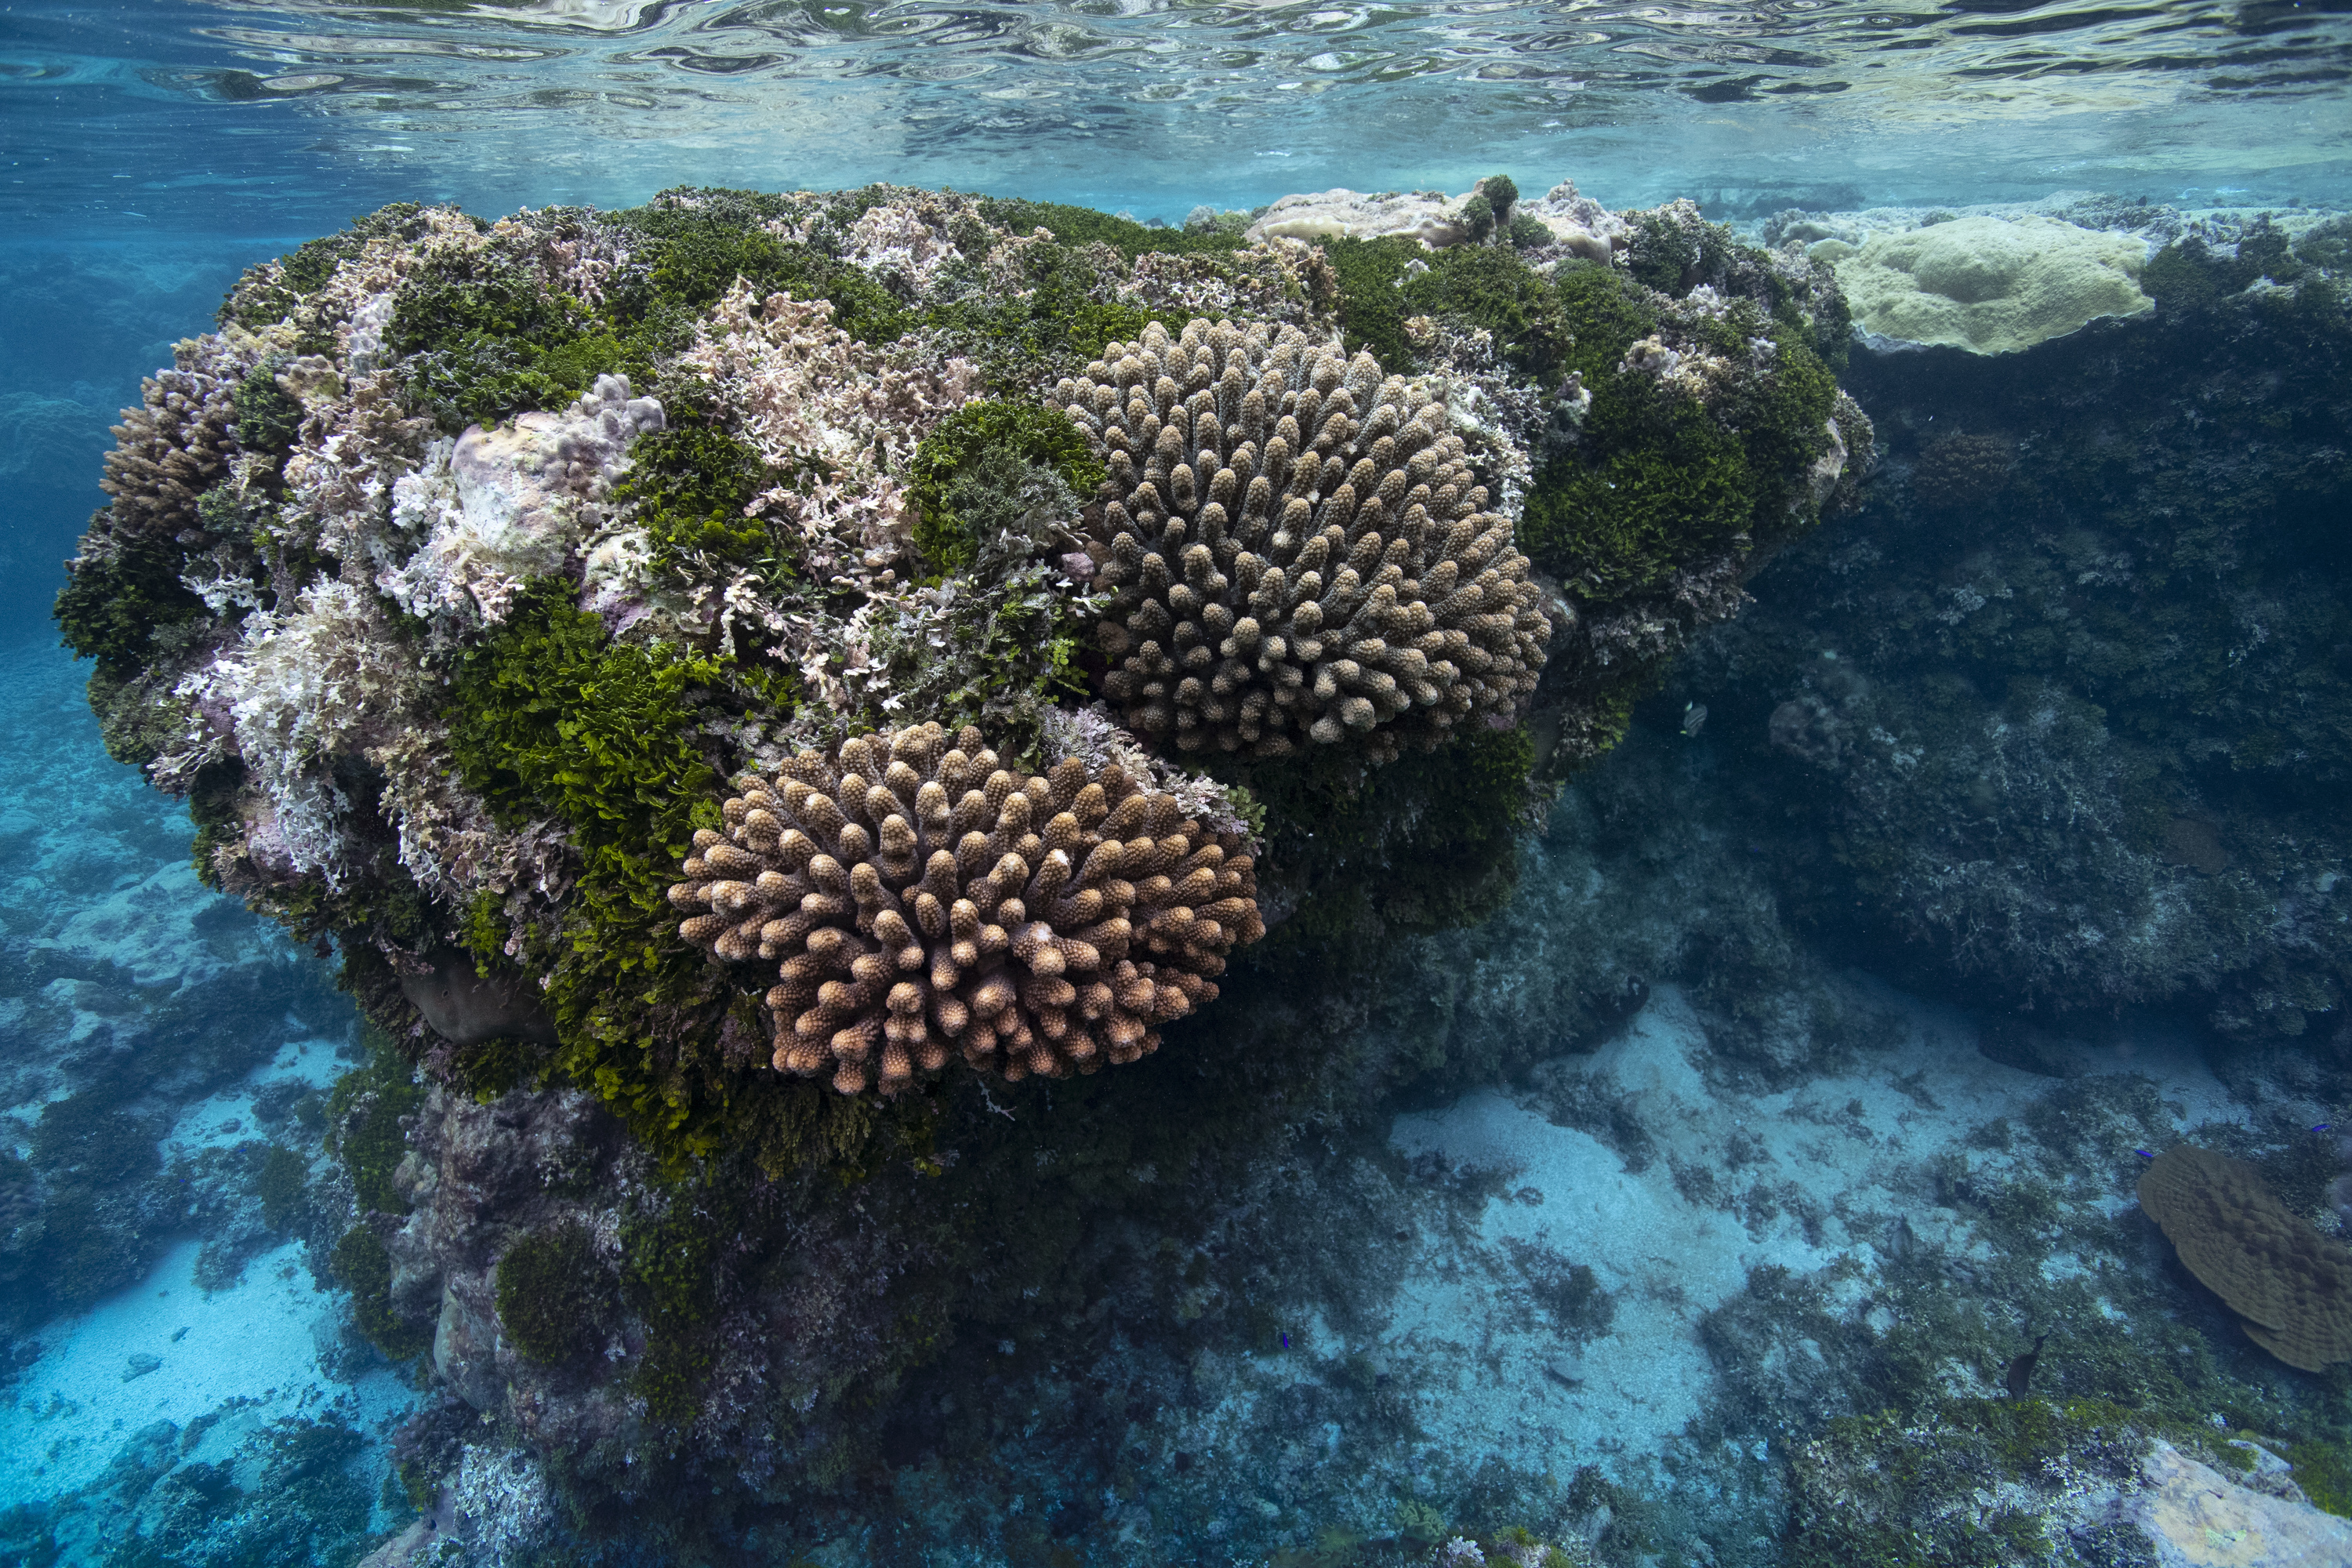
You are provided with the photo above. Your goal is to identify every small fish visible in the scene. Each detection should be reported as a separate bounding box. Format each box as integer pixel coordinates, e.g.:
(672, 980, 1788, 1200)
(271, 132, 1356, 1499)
(2314, 1124, 2332, 1134)
(1278, 1330, 1291, 1351)
(2005, 1333, 2048, 1399)
(2135, 1149, 2155, 1159)
(1680, 701, 1709, 739)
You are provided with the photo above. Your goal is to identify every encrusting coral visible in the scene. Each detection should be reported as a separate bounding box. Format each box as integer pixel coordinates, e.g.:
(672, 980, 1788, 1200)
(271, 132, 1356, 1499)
(1065, 318, 1551, 760)
(671, 720, 1263, 1092)
(2137, 1144, 2352, 1373)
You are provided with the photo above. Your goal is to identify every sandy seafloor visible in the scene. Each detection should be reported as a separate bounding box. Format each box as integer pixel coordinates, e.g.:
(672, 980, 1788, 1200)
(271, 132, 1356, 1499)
(0, 633, 416, 1550)
(1378, 985, 2241, 1474)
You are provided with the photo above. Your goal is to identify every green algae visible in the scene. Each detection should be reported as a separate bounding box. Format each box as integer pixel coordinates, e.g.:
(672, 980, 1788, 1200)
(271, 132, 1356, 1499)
(229, 358, 303, 468)
(972, 197, 1250, 263)
(906, 400, 1103, 576)
(496, 1221, 615, 1367)
(54, 531, 207, 684)
(1231, 720, 1542, 966)
(609, 419, 799, 571)
(253, 1146, 308, 1232)
(1522, 282, 1840, 604)
(387, 252, 636, 434)
(325, 1031, 423, 1219)
(435, 583, 912, 1174)
(616, 1179, 778, 1425)
(610, 189, 913, 343)
(328, 1225, 429, 1363)
(1303, 234, 1848, 611)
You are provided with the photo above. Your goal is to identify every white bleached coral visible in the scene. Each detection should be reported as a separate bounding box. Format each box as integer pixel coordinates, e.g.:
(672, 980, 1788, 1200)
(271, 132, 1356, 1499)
(172, 578, 424, 887)
(1246, 187, 1479, 249)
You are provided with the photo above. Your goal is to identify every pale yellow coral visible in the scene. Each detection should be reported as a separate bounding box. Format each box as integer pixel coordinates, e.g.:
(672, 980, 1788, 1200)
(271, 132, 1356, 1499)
(1834, 216, 2152, 354)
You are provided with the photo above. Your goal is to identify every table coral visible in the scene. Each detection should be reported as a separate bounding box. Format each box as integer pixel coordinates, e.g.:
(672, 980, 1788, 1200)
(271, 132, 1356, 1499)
(670, 720, 1264, 1093)
(1066, 318, 1551, 760)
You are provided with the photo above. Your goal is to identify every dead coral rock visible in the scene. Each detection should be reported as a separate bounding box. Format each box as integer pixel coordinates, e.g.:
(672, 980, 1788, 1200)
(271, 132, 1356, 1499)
(1911, 430, 2014, 513)
(2137, 1144, 2352, 1371)
(383, 1083, 618, 1329)
(1064, 318, 1550, 760)
(670, 720, 1265, 1094)
(433, 1272, 504, 1412)
(399, 947, 559, 1049)
(2116, 1439, 2352, 1566)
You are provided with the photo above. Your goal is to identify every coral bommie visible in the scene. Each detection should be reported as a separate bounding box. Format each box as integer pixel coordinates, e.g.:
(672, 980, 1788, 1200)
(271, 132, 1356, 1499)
(670, 720, 1264, 1094)
(1062, 318, 1551, 761)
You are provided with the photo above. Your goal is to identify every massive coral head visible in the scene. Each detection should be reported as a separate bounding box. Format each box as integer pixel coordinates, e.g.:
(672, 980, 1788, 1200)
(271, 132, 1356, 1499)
(1062, 317, 1552, 764)
(670, 720, 1264, 1095)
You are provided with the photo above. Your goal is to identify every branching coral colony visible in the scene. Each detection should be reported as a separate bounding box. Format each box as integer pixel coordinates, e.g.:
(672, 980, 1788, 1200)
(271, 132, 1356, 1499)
(60, 182, 1868, 1159)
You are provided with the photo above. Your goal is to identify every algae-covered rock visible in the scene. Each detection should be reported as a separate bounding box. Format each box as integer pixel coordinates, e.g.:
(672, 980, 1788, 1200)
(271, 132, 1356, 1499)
(1687, 201, 2352, 1037)
(1835, 214, 2153, 354)
(2127, 1439, 2352, 1566)
(56, 179, 1878, 1546)
(1791, 1403, 2352, 1568)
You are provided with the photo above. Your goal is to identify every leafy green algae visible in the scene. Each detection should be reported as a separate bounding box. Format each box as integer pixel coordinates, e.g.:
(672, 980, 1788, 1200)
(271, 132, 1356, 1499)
(328, 1225, 430, 1363)
(608, 415, 797, 571)
(906, 400, 1103, 575)
(387, 251, 637, 434)
(324, 1032, 423, 1220)
(495, 1221, 615, 1367)
(1522, 274, 1841, 604)
(437, 583, 900, 1175)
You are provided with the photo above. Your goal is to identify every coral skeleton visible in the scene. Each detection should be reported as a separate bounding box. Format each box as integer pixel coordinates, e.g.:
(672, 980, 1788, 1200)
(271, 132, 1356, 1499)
(1065, 318, 1552, 760)
(671, 720, 1264, 1093)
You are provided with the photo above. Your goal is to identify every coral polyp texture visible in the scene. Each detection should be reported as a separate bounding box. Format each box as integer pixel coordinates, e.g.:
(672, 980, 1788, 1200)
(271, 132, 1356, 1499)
(672, 720, 1263, 1092)
(1066, 318, 1550, 760)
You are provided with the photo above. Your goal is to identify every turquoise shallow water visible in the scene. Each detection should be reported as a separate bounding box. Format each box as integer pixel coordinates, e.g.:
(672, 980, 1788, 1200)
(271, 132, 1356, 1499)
(5, 4, 2352, 1565)
(7, 0, 2351, 241)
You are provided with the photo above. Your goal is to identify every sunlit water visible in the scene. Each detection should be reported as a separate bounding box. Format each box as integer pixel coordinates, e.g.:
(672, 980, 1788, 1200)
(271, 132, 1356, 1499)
(8, 0, 2350, 241)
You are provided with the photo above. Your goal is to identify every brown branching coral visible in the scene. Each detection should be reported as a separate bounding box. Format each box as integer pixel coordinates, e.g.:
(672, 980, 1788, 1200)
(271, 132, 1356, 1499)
(1061, 318, 1551, 762)
(2138, 1144, 2352, 1372)
(96, 365, 241, 544)
(670, 721, 1265, 1094)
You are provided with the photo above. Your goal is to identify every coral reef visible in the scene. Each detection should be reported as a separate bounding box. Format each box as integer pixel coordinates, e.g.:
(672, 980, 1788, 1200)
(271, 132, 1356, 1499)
(2138, 1144, 2352, 1372)
(1068, 318, 1552, 760)
(51, 176, 1886, 1556)
(1682, 199, 2352, 1037)
(671, 720, 1264, 1091)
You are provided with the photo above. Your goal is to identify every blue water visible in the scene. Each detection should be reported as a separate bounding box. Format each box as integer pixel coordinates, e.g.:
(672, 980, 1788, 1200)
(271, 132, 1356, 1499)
(4, 2, 2350, 1563)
